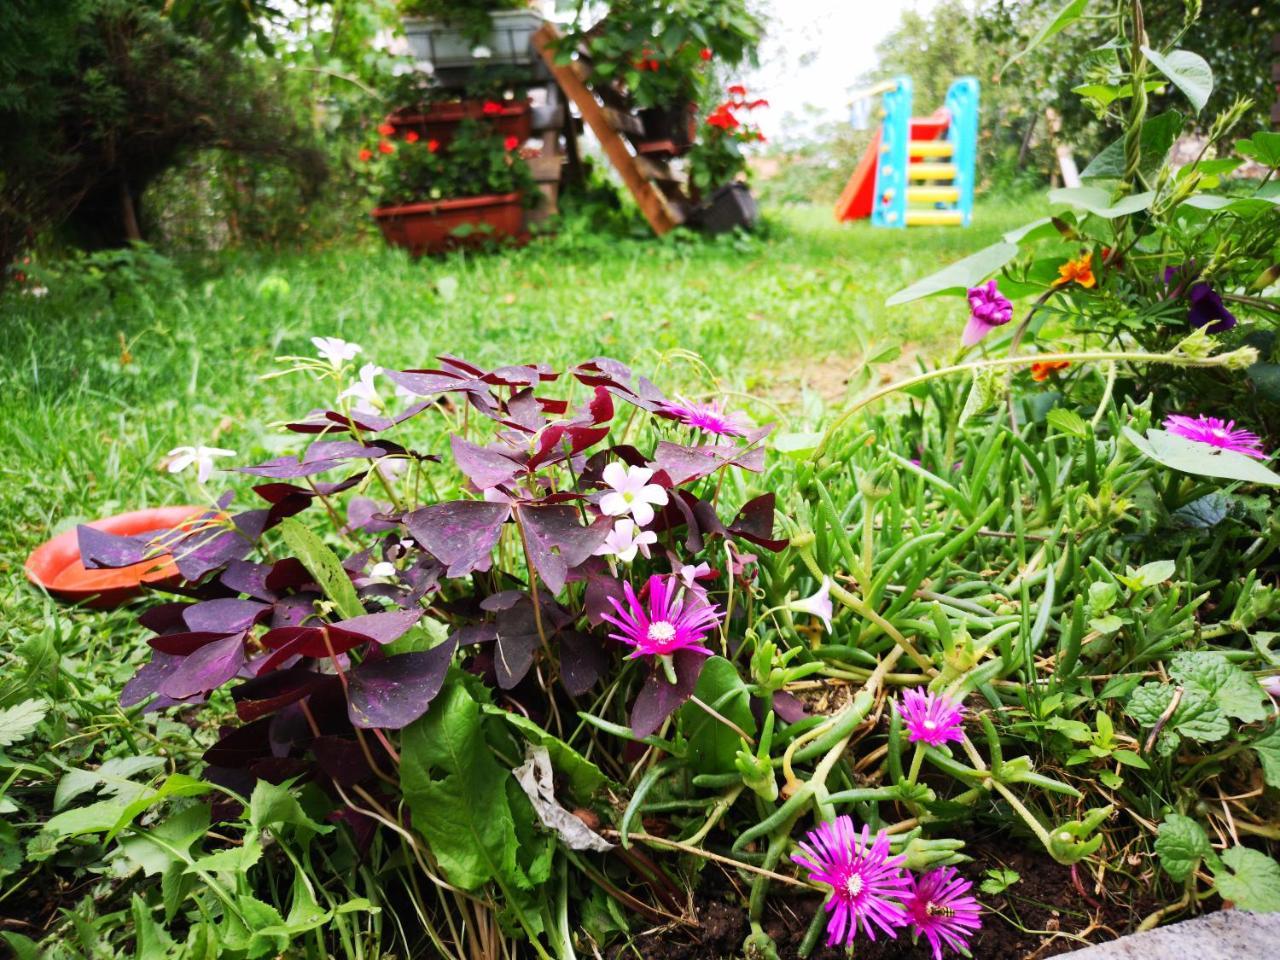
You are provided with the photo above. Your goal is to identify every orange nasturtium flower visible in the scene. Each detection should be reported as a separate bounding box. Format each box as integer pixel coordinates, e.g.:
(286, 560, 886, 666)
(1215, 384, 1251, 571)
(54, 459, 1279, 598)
(1054, 252, 1096, 288)
(1030, 360, 1070, 382)
(358, 148, 373, 163)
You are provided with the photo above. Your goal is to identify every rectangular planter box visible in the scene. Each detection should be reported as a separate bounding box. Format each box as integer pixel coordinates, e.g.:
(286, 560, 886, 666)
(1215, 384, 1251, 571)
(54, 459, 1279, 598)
(692, 183, 759, 235)
(372, 192, 525, 256)
(403, 11, 544, 70)
(387, 99, 532, 148)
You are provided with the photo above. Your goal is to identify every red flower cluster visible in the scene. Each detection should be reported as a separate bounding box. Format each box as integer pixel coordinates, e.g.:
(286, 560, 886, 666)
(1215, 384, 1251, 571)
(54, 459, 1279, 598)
(377, 122, 395, 136)
(699, 47, 713, 61)
(482, 100, 504, 115)
(705, 86, 769, 132)
(504, 136, 521, 151)
(634, 46, 661, 71)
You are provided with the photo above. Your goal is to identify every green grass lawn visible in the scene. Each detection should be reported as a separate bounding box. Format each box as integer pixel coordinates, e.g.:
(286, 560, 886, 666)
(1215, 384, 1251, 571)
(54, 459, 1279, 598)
(0, 196, 1037, 574)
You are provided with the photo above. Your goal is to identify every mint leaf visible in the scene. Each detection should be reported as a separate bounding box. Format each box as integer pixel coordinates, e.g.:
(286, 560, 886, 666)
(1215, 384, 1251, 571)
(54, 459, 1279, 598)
(1251, 724, 1280, 788)
(1214, 846, 1280, 911)
(1127, 682, 1229, 750)
(1155, 814, 1211, 882)
(1170, 652, 1269, 724)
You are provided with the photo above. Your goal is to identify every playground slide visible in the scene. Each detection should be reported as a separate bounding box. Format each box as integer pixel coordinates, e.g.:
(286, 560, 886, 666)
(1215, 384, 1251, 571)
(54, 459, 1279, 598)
(835, 110, 949, 222)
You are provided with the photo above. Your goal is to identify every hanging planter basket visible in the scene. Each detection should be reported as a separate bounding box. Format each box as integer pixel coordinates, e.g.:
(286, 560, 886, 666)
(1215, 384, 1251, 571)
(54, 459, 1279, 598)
(372, 192, 526, 256)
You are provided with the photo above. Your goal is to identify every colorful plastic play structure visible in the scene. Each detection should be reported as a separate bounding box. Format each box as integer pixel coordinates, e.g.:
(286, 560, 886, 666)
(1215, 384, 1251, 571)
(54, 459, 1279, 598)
(835, 76, 979, 228)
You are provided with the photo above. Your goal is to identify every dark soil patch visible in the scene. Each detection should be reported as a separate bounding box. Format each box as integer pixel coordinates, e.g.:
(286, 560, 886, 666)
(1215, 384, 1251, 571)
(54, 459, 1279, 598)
(617, 825, 1156, 959)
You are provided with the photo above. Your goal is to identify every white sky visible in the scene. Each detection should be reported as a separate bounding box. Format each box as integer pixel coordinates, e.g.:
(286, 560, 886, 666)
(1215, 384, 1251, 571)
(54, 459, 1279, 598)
(750, 0, 943, 140)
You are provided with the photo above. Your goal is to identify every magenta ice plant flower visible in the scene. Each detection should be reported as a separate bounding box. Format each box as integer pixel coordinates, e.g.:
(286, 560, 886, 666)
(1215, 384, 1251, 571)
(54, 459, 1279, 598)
(792, 817, 911, 947)
(311, 336, 362, 368)
(962, 280, 1013, 346)
(903, 866, 983, 960)
(601, 574, 722, 659)
(1165, 414, 1268, 460)
(166, 445, 236, 484)
(790, 577, 833, 633)
(599, 462, 669, 527)
(594, 518, 657, 563)
(664, 396, 749, 438)
(1261, 676, 1280, 701)
(899, 689, 965, 747)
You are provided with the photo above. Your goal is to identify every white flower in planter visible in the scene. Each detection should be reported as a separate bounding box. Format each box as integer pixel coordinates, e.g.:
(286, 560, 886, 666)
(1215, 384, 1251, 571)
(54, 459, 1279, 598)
(311, 336, 362, 368)
(599, 462, 669, 528)
(166, 445, 236, 485)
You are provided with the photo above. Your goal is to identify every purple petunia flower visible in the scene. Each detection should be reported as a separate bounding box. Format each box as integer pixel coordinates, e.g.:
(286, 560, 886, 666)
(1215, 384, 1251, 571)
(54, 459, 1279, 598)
(899, 689, 966, 747)
(792, 818, 911, 947)
(903, 867, 983, 960)
(962, 280, 1014, 346)
(601, 574, 723, 659)
(1162, 265, 1237, 334)
(1165, 414, 1268, 460)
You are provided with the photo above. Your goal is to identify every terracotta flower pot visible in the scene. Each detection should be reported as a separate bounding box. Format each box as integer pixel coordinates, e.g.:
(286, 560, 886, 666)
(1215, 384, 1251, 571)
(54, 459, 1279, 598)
(25, 505, 206, 609)
(387, 99, 532, 149)
(372, 193, 526, 256)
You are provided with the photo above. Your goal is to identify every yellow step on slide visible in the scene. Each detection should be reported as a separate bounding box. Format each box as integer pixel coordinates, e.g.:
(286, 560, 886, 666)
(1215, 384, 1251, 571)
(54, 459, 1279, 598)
(906, 186, 960, 203)
(908, 140, 954, 157)
(905, 208, 964, 226)
(907, 162, 957, 180)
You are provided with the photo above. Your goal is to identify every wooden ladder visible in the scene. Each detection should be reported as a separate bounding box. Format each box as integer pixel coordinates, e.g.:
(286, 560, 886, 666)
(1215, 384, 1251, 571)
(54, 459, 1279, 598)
(532, 23, 687, 236)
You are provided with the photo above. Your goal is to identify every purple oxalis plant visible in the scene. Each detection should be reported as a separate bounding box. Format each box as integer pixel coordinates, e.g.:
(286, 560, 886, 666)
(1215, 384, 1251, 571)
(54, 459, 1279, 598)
(81, 354, 784, 810)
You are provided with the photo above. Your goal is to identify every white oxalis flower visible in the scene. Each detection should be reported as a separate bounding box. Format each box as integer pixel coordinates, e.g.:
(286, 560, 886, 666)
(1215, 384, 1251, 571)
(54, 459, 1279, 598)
(339, 363, 383, 414)
(599, 462, 668, 527)
(369, 561, 397, 579)
(311, 336, 362, 368)
(167, 445, 236, 484)
(594, 518, 657, 564)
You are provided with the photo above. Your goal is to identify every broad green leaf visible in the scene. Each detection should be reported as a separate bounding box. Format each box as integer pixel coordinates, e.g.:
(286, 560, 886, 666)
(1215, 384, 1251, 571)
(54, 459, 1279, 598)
(1169, 652, 1269, 724)
(678, 656, 756, 775)
(483, 705, 607, 799)
(1072, 79, 1165, 108)
(249, 779, 330, 835)
(1141, 46, 1213, 113)
(1003, 0, 1088, 70)
(42, 798, 132, 839)
(1003, 217, 1056, 244)
(772, 432, 823, 458)
(117, 805, 210, 876)
(107, 774, 212, 840)
(1155, 814, 1211, 882)
(1117, 560, 1176, 591)
(402, 677, 526, 891)
(1127, 682, 1228, 748)
(189, 840, 263, 875)
(1125, 427, 1280, 486)
(1214, 846, 1280, 911)
(54, 755, 166, 811)
(1081, 111, 1183, 182)
(1049, 186, 1155, 218)
(1237, 132, 1280, 169)
(0, 699, 47, 747)
(886, 241, 1019, 306)
(1251, 724, 1280, 788)
(277, 517, 363, 620)
(1046, 407, 1088, 439)
(130, 894, 177, 960)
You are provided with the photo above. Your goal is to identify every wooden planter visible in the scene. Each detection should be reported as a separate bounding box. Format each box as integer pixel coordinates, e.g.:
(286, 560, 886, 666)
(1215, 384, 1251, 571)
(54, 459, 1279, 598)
(387, 99, 532, 149)
(372, 193, 525, 256)
(634, 101, 697, 157)
(692, 183, 759, 235)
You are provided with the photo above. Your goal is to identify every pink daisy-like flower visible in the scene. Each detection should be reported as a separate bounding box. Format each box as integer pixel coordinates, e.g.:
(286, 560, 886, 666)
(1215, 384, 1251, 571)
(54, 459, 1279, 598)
(1164, 414, 1268, 460)
(792, 818, 911, 947)
(899, 689, 965, 747)
(662, 396, 749, 438)
(601, 575, 722, 659)
(903, 867, 983, 960)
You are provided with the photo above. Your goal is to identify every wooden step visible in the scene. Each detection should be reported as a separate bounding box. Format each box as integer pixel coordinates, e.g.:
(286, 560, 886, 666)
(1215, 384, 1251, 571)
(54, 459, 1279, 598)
(908, 140, 953, 157)
(906, 208, 964, 226)
(907, 186, 960, 203)
(908, 162, 957, 180)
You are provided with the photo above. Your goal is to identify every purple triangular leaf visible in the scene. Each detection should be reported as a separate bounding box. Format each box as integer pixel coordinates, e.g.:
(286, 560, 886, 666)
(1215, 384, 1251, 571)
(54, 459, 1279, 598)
(729, 493, 786, 551)
(160, 633, 247, 699)
(494, 601, 540, 690)
(560, 631, 607, 696)
(516, 504, 611, 595)
(404, 500, 509, 579)
(333, 609, 423, 645)
(182, 598, 269, 634)
(347, 638, 456, 729)
(77, 525, 163, 569)
(173, 510, 270, 582)
(630, 650, 705, 738)
(450, 434, 522, 491)
(232, 668, 330, 722)
(121, 652, 184, 708)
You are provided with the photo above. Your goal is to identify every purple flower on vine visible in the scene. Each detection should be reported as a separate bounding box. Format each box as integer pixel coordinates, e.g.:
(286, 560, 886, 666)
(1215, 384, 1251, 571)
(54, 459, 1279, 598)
(601, 574, 722, 659)
(903, 866, 983, 960)
(1165, 414, 1267, 460)
(962, 280, 1013, 346)
(899, 689, 966, 746)
(791, 818, 911, 946)
(661, 396, 749, 438)
(1162, 265, 1237, 334)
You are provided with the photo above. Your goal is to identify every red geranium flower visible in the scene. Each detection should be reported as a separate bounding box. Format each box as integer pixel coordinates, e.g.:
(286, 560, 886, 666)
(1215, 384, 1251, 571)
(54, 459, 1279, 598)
(404, 131, 419, 143)
(377, 122, 395, 136)
(427, 139, 441, 153)
(706, 105, 739, 130)
(377, 140, 395, 155)
(358, 148, 373, 162)
(700, 47, 713, 61)
(745, 98, 769, 110)
(482, 100, 503, 115)
(727, 84, 747, 97)
(504, 135, 520, 151)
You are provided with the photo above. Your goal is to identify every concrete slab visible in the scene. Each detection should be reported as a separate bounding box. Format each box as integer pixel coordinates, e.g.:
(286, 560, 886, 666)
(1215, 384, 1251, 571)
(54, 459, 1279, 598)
(1068, 910, 1280, 959)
